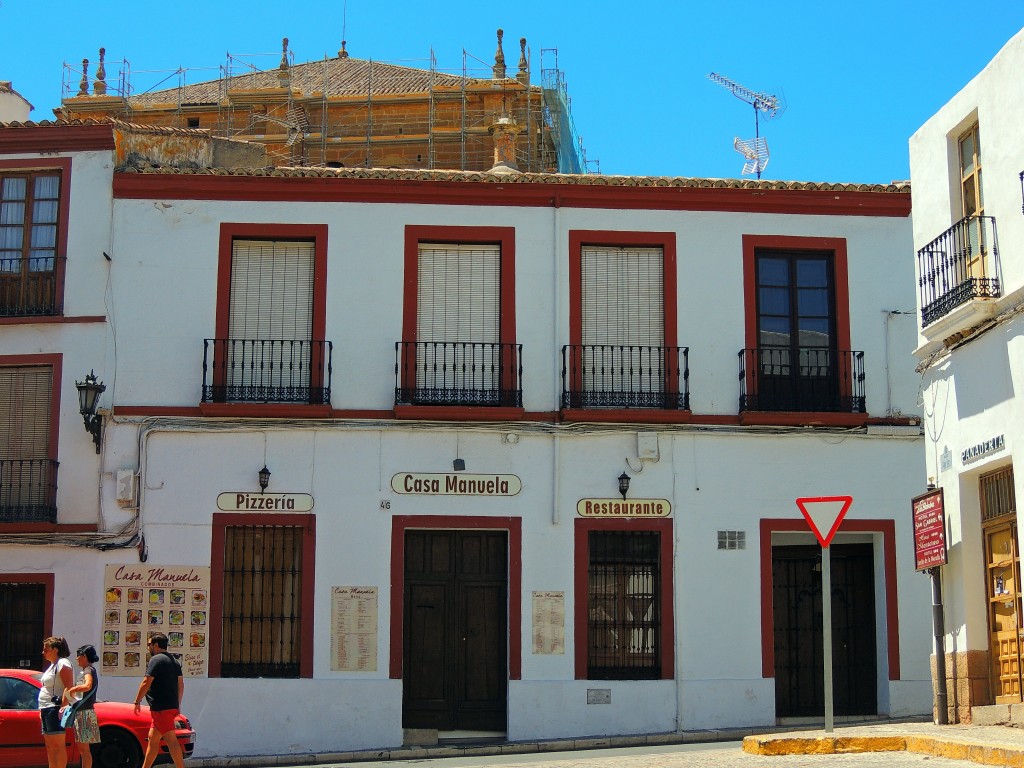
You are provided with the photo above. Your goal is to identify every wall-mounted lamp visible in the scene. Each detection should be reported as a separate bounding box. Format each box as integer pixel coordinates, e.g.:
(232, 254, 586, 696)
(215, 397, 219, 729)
(258, 465, 271, 493)
(452, 458, 466, 472)
(75, 370, 105, 454)
(618, 472, 630, 500)
(1019, 170, 1023, 215)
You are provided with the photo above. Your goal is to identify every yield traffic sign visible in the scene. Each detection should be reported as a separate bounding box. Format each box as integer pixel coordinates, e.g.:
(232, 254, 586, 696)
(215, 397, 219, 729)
(796, 495, 852, 548)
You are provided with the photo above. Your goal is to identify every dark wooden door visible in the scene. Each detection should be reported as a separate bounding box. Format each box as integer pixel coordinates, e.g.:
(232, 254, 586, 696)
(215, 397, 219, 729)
(0, 582, 46, 669)
(773, 543, 877, 717)
(403, 530, 508, 731)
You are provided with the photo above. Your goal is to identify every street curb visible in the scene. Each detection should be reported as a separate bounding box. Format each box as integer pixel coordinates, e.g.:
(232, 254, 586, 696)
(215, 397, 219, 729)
(742, 734, 1024, 767)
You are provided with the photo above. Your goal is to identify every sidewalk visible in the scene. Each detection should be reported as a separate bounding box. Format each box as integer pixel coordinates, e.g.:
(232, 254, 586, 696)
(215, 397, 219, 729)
(187, 718, 1024, 767)
(743, 720, 1024, 766)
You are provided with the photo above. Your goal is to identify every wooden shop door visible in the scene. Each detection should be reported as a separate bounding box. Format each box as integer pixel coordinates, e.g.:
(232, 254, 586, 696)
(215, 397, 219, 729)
(773, 543, 877, 717)
(984, 519, 1022, 703)
(403, 530, 508, 731)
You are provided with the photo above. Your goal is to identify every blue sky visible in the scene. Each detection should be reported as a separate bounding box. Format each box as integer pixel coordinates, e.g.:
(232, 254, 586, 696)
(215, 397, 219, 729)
(3, 1, 1022, 183)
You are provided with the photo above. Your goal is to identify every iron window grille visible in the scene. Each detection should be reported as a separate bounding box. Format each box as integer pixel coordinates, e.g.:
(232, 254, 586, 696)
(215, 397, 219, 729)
(395, 340, 523, 407)
(587, 530, 661, 680)
(561, 344, 689, 410)
(738, 347, 865, 413)
(220, 525, 303, 678)
(981, 466, 1016, 523)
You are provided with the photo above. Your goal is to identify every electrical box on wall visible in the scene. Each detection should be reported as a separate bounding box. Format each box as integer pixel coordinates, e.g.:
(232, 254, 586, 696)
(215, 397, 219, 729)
(637, 432, 660, 461)
(116, 469, 137, 508)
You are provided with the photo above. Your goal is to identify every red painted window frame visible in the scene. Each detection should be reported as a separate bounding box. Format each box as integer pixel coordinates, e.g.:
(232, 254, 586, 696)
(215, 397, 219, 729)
(0, 159, 72, 320)
(567, 230, 679, 412)
(573, 516, 675, 680)
(207, 512, 316, 678)
(741, 234, 859, 425)
(211, 224, 329, 409)
(399, 226, 518, 407)
(0, 572, 55, 640)
(389, 515, 523, 680)
(758, 518, 900, 681)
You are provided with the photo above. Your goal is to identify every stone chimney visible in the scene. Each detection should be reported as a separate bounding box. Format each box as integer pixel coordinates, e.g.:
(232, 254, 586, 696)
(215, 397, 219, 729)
(492, 29, 506, 80)
(488, 114, 521, 173)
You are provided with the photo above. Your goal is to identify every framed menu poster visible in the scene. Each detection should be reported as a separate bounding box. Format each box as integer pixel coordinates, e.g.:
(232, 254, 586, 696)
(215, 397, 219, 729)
(102, 565, 210, 677)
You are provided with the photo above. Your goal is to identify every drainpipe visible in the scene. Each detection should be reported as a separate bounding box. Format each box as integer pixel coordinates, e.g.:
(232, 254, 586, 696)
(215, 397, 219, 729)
(552, 196, 562, 525)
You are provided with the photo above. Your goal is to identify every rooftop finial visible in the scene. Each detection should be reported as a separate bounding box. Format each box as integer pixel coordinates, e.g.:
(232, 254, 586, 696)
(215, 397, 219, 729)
(93, 47, 108, 96)
(516, 37, 528, 85)
(78, 59, 90, 96)
(338, 40, 349, 59)
(492, 29, 506, 80)
(278, 37, 290, 84)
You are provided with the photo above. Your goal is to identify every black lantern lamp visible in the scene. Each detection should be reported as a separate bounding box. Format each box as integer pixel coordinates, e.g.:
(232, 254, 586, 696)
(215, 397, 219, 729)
(75, 370, 105, 453)
(1019, 170, 1024, 215)
(258, 465, 271, 493)
(618, 471, 630, 500)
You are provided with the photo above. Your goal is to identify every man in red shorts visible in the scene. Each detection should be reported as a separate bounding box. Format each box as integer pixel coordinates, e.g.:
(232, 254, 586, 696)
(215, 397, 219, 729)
(132, 633, 185, 768)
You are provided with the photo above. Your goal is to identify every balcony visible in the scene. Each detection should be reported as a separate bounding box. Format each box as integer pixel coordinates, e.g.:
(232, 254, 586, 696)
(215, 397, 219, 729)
(0, 256, 63, 317)
(202, 339, 332, 404)
(739, 348, 865, 413)
(561, 345, 689, 410)
(395, 341, 522, 407)
(918, 215, 1000, 327)
(0, 459, 58, 524)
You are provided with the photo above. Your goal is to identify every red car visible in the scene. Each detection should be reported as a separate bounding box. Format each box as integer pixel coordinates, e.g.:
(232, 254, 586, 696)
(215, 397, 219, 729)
(0, 668, 195, 768)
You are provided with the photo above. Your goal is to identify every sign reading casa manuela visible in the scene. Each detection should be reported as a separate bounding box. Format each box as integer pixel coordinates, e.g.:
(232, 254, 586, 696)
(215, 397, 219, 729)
(391, 473, 521, 496)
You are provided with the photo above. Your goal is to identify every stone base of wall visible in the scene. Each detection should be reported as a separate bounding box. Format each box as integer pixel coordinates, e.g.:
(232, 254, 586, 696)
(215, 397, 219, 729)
(932, 649, 993, 723)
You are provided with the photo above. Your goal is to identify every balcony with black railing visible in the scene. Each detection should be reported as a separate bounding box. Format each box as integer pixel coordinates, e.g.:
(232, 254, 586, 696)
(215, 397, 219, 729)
(0, 458, 59, 524)
(202, 339, 332, 404)
(395, 341, 522, 407)
(918, 215, 1000, 327)
(0, 256, 63, 317)
(561, 345, 689, 410)
(739, 348, 865, 413)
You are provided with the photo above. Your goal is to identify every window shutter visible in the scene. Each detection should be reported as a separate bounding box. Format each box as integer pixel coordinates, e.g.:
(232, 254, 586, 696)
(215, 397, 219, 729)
(581, 246, 664, 347)
(416, 243, 500, 342)
(0, 366, 51, 457)
(229, 239, 314, 341)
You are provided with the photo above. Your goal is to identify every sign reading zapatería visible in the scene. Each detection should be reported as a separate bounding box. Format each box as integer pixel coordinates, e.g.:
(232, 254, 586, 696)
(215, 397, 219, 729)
(391, 473, 521, 496)
(217, 493, 314, 512)
(577, 499, 671, 517)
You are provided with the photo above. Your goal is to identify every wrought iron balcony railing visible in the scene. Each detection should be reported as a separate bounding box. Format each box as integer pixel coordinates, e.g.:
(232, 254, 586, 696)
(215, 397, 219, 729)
(0, 458, 58, 523)
(0, 256, 63, 317)
(739, 348, 865, 413)
(918, 215, 1000, 326)
(561, 344, 689, 410)
(202, 339, 332, 404)
(395, 341, 523, 407)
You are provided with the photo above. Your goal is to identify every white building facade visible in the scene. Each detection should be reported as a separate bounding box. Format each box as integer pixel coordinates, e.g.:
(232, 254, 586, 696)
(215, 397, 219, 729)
(910, 28, 1024, 723)
(1, 120, 932, 759)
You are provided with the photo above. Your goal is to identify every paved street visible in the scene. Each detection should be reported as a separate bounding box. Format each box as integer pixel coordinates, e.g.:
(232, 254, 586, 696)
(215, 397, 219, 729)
(262, 741, 975, 768)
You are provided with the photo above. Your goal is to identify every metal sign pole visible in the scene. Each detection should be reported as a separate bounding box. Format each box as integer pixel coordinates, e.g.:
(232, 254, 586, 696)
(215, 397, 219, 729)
(822, 544, 834, 734)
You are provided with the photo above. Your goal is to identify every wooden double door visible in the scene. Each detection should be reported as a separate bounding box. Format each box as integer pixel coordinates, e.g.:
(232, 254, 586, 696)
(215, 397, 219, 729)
(0, 582, 45, 669)
(772, 544, 877, 717)
(403, 530, 508, 731)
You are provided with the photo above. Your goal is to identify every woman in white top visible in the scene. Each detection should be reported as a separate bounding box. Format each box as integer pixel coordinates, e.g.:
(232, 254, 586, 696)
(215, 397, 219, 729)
(39, 636, 74, 768)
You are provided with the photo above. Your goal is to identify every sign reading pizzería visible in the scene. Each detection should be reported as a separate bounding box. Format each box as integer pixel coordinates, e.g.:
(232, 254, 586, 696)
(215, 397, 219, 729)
(391, 473, 521, 496)
(217, 493, 314, 511)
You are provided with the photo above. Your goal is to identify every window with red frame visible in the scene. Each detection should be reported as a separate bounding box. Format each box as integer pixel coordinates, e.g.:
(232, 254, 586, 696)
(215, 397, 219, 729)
(0, 171, 62, 317)
(0, 366, 57, 524)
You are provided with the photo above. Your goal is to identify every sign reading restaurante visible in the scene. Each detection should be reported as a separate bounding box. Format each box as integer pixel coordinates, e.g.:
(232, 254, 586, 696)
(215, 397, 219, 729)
(391, 473, 521, 496)
(577, 499, 672, 517)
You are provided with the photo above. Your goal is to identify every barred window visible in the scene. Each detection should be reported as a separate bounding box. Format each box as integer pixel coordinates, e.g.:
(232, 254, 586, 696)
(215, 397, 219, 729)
(587, 531, 660, 679)
(0, 366, 57, 521)
(981, 466, 1016, 522)
(220, 524, 304, 678)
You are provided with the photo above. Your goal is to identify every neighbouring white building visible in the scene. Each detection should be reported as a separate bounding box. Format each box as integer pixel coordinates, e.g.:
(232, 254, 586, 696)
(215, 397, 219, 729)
(0, 81, 32, 123)
(910, 28, 1024, 723)
(1, 117, 932, 760)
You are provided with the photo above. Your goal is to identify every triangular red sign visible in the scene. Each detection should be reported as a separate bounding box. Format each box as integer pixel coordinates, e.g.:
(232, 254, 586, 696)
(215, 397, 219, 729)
(796, 496, 853, 548)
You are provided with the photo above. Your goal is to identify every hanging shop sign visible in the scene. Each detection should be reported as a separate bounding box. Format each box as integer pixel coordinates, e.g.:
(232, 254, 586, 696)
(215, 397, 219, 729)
(961, 434, 1006, 466)
(391, 473, 521, 496)
(216, 492, 314, 512)
(576, 499, 671, 517)
(912, 489, 947, 571)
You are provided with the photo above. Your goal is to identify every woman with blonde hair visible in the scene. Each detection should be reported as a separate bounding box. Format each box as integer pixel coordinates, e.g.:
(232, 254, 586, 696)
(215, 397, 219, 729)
(39, 636, 73, 768)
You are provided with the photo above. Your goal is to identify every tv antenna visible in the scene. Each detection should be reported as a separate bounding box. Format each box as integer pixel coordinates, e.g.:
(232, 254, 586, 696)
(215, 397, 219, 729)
(708, 72, 785, 179)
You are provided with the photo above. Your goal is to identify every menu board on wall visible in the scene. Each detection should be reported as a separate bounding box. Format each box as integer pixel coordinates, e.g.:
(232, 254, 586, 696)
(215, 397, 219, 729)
(532, 591, 565, 655)
(101, 565, 211, 678)
(330, 586, 378, 672)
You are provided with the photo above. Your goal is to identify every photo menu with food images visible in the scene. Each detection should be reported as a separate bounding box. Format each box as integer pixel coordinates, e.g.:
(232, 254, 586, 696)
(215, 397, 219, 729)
(101, 565, 211, 677)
